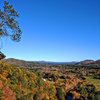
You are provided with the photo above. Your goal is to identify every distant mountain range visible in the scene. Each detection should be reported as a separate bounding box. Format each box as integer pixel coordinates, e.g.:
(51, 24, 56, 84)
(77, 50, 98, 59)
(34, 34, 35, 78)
(0, 58, 77, 67)
(0, 58, 100, 68)
(35, 61, 77, 65)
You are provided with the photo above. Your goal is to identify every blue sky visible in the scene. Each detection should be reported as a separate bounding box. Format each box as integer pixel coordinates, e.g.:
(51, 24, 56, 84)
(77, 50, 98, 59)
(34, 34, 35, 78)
(1, 0, 100, 62)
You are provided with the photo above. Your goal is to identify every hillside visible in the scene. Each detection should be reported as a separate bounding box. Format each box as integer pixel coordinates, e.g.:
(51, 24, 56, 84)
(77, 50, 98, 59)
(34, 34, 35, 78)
(0, 61, 100, 100)
(76, 60, 94, 65)
(0, 62, 58, 100)
(1, 58, 77, 66)
(76, 59, 100, 67)
(1, 58, 40, 69)
(1, 58, 100, 69)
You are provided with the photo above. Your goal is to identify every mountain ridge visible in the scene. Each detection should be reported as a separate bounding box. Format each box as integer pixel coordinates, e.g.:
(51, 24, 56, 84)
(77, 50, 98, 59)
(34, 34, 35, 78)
(1, 58, 100, 68)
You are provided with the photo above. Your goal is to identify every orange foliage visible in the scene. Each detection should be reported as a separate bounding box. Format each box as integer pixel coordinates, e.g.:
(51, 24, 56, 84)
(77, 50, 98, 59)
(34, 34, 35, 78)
(2, 87, 16, 100)
(73, 90, 80, 99)
(0, 80, 3, 89)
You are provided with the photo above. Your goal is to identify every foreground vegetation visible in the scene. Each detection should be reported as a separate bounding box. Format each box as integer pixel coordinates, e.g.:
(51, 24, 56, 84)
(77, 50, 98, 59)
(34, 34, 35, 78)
(0, 62, 100, 100)
(86, 76, 100, 91)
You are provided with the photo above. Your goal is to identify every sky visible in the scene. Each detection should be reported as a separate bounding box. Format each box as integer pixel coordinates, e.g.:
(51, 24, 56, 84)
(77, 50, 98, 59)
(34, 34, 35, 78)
(0, 0, 100, 62)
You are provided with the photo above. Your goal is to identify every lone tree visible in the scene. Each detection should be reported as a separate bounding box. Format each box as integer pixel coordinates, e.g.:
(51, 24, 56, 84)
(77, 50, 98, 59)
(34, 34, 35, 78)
(0, 1, 22, 60)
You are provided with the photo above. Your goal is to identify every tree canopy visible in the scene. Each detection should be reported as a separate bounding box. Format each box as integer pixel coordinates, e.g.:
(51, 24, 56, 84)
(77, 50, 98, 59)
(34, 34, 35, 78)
(0, 1, 22, 42)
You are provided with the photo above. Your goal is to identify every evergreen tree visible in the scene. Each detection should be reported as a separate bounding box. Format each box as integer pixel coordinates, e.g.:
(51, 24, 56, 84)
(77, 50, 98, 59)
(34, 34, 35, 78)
(0, 1, 22, 42)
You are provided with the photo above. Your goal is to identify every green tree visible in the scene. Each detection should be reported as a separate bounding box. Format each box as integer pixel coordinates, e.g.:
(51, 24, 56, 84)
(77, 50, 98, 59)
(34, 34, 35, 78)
(95, 92, 100, 100)
(0, 1, 22, 42)
(56, 87, 65, 100)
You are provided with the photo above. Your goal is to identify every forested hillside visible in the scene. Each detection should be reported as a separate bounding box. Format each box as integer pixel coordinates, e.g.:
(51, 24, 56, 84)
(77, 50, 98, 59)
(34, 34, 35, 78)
(0, 62, 100, 100)
(0, 62, 57, 100)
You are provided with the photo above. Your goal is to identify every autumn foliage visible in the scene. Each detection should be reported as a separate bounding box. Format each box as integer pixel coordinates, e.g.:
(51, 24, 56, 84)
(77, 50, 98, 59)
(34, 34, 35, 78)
(0, 62, 57, 100)
(0, 62, 99, 100)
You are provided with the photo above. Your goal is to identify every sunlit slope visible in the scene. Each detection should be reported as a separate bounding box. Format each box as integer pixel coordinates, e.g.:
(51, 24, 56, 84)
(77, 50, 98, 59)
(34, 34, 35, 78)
(0, 62, 57, 100)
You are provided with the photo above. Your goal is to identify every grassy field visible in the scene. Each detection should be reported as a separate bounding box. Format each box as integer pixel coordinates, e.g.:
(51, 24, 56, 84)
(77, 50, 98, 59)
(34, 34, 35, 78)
(86, 76, 100, 91)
